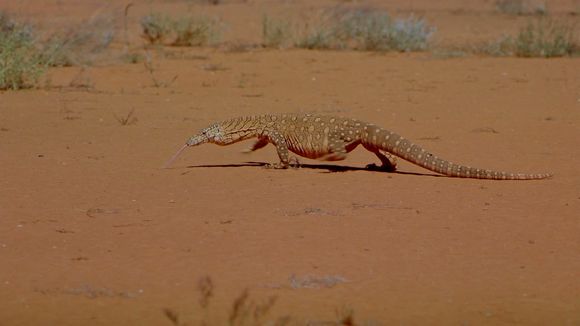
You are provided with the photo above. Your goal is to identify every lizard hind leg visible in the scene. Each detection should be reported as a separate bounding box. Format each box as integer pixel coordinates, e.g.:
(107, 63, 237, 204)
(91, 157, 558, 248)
(242, 137, 269, 153)
(318, 139, 350, 161)
(363, 144, 397, 172)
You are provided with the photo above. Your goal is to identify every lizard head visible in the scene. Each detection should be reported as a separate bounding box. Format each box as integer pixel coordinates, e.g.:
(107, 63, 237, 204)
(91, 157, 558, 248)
(164, 118, 255, 168)
(186, 123, 227, 146)
(163, 123, 226, 168)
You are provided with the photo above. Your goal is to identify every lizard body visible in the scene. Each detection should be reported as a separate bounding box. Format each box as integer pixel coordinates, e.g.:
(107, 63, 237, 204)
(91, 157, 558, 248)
(166, 113, 550, 180)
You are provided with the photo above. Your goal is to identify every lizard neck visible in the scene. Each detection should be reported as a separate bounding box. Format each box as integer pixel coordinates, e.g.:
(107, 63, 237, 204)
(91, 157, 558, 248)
(217, 115, 266, 144)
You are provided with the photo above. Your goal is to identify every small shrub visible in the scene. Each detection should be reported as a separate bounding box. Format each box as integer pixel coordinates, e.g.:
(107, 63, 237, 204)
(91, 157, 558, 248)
(389, 16, 434, 51)
(141, 13, 172, 45)
(0, 12, 46, 90)
(344, 12, 433, 51)
(496, 0, 522, 14)
(141, 13, 222, 47)
(0, 11, 15, 31)
(495, 0, 547, 15)
(294, 10, 347, 50)
(1, 10, 115, 80)
(471, 36, 515, 56)
(261, 14, 291, 48)
(468, 19, 578, 57)
(40, 15, 115, 67)
(295, 26, 338, 49)
(114, 108, 138, 126)
(292, 8, 434, 52)
(289, 274, 347, 289)
(339, 9, 392, 50)
(120, 52, 144, 64)
(228, 289, 277, 326)
(172, 15, 221, 46)
(514, 19, 577, 57)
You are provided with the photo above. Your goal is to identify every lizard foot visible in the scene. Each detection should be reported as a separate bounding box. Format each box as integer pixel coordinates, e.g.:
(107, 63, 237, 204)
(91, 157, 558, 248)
(366, 163, 397, 172)
(288, 156, 301, 169)
(264, 162, 289, 169)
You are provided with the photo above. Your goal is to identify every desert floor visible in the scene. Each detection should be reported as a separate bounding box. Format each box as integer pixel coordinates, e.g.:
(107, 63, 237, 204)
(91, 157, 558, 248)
(1, 1, 579, 325)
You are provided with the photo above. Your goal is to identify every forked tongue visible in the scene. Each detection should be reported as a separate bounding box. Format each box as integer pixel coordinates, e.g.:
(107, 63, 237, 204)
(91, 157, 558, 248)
(163, 144, 188, 169)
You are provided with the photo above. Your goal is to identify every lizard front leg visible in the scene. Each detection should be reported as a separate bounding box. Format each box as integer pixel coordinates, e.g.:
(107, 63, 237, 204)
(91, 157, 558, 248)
(265, 132, 291, 169)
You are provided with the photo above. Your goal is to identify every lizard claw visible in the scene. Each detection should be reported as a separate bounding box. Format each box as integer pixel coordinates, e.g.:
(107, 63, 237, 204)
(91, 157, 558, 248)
(366, 163, 397, 172)
(264, 163, 289, 169)
(289, 156, 301, 169)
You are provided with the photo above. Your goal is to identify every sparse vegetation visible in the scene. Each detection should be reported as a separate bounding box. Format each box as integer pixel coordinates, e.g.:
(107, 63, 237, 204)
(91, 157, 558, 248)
(228, 289, 278, 326)
(1, 4, 575, 92)
(202, 63, 228, 71)
(469, 36, 515, 57)
(1, 10, 117, 90)
(144, 52, 178, 88)
(495, 0, 547, 15)
(0, 12, 46, 90)
(41, 14, 116, 67)
(114, 108, 138, 126)
(289, 274, 348, 289)
(141, 13, 172, 45)
(513, 19, 577, 57)
(141, 13, 222, 46)
(68, 66, 95, 89)
(197, 275, 213, 309)
(472, 19, 578, 57)
(172, 15, 221, 46)
(262, 14, 292, 48)
(340, 10, 434, 51)
(121, 52, 145, 64)
(160, 275, 365, 325)
(295, 23, 340, 50)
(263, 9, 434, 52)
(294, 9, 346, 50)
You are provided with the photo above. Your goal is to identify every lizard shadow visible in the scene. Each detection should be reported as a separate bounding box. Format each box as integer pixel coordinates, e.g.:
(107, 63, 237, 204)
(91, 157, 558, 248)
(182, 161, 441, 178)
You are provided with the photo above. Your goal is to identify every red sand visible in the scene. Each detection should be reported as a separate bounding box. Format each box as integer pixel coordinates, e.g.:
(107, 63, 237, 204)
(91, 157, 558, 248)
(1, 1, 579, 324)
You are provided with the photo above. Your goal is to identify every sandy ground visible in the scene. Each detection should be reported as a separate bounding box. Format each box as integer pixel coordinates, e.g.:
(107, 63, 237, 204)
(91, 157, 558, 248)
(1, 1, 580, 325)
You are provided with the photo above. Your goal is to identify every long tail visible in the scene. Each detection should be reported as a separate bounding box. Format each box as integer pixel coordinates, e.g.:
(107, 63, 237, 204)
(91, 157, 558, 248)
(368, 128, 551, 180)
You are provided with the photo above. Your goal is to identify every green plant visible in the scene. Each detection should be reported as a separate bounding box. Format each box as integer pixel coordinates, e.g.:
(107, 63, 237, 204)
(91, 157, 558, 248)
(121, 52, 144, 64)
(172, 15, 221, 46)
(0, 11, 14, 31)
(471, 36, 515, 56)
(468, 19, 578, 57)
(141, 13, 222, 46)
(41, 17, 115, 67)
(495, 0, 547, 15)
(0, 12, 46, 90)
(389, 16, 434, 51)
(339, 9, 390, 50)
(514, 19, 577, 57)
(261, 14, 291, 48)
(291, 8, 434, 52)
(294, 10, 346, 50)
(341, 10, 434, 51)
(295, 27, 338, 49)
(141, 13, 172, 44)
